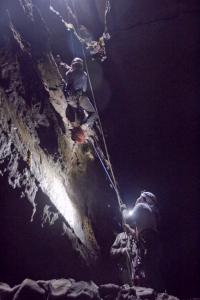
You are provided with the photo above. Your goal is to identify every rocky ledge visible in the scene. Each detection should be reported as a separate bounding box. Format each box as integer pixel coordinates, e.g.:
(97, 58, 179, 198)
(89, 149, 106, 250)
(0, 279, 179, 300)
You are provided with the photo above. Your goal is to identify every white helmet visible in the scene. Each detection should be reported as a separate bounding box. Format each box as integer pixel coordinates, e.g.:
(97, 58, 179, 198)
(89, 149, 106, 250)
(71, 57, 83, 65)
(141, 191, 157, 207)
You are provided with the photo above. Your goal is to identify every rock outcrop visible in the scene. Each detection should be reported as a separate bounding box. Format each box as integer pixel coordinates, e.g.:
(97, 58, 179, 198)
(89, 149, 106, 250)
(0, 279, 179, 300)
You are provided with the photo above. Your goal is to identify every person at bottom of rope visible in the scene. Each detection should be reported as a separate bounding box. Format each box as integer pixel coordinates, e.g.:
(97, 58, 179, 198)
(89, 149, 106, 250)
(121, 191, 163, 290)
(110, 228, 137, 286)
(64, 57, 97, 129)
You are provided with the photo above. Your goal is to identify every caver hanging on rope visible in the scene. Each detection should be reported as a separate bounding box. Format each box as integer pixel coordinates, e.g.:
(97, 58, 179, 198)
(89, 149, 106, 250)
(63, 0, 124, 210)
(59, 0, 122, 211)
(63, 57, 98, 130)
(67, 0, 123, 209)
(66, 1, 137, 284)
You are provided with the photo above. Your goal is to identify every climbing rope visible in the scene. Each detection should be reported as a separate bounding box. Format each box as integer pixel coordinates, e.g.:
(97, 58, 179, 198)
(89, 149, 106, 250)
(103, 0, 111, 39)
(83, 49, 123, 208)
(89, 138, 118, 195)
(69, 1, 123, 208)
(66, 1, 76, 57)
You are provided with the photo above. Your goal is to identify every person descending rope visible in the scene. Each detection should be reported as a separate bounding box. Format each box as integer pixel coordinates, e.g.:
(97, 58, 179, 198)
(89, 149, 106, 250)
(121, 191, 163, 289)
(64, 57, 97, 130)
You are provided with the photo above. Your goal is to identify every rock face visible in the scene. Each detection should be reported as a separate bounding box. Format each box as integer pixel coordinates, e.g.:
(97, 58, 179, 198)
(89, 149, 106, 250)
(0, 0, 119, 285)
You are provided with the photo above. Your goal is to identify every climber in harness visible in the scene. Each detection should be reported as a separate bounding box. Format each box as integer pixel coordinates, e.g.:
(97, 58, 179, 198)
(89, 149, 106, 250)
(121, 191, 162, 289)
(64, 57, 97, 129)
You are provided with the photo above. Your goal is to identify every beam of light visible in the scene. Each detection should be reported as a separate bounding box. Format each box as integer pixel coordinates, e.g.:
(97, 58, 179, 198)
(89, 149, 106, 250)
(49, 177, 77, 228)
(40, 170, 78, 231)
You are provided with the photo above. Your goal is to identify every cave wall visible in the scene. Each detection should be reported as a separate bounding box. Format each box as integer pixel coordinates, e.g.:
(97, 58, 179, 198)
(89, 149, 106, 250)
(0, 0, 119, 285)
(1, 0, 200, 295)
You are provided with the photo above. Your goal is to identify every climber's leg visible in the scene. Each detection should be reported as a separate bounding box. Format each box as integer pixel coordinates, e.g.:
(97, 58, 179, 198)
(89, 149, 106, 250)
(79, 95, 95, 112)
(66, 104, 76, 123)
(79, 96, 97, 127)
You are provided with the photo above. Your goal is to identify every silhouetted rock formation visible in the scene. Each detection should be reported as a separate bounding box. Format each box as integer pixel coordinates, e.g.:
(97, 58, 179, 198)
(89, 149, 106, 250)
(0, 279, 179, 300)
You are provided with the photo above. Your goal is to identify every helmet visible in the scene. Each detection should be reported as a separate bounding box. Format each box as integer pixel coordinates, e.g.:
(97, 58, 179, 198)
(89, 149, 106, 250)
(71, 57, 84, 70)
(71, 57, 83, 66)
(71, 126, 86, 144)
(141, 191, 157, 207)
(55, 54, 61, 63)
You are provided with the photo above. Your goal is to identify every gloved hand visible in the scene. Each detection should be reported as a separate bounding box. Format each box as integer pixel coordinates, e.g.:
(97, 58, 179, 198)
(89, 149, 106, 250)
(124, 224, 136, 238)
(121, 247, 130, 257)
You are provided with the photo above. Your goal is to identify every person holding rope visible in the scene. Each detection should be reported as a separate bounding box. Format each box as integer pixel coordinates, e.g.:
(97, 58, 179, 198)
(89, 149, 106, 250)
(120, 191, 162, 289)
(64, 57, 97, 128)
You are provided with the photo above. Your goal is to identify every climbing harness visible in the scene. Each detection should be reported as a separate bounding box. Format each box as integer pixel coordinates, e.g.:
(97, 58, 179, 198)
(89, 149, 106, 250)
(104, 0, 111, 40)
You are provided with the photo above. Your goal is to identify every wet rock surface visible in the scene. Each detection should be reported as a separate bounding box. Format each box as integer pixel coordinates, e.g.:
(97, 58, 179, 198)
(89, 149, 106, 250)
(0, 0, 118, 284)
(0, 279, 179, 300)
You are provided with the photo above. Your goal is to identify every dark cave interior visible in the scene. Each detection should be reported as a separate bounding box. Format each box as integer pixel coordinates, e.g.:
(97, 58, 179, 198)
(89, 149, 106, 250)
(0, 0, 200, 298)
